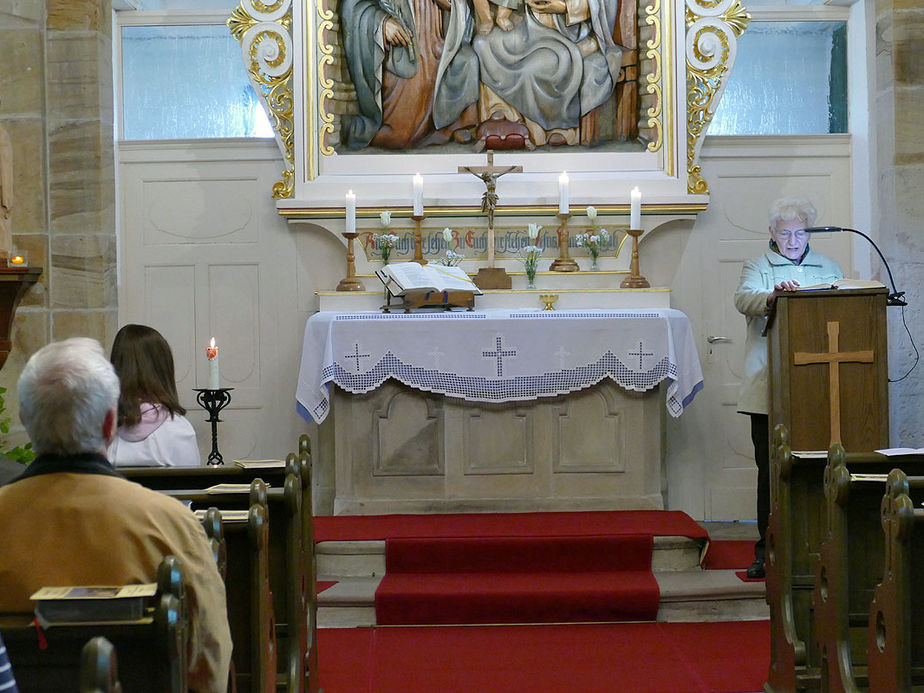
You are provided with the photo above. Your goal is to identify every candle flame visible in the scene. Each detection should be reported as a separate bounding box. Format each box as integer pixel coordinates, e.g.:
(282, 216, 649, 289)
(10, 256, 24, 265)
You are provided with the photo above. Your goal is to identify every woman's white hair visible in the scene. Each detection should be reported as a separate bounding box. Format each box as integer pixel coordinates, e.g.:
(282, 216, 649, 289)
(768, 196, 817, 231)
(18, 337, 120, 456)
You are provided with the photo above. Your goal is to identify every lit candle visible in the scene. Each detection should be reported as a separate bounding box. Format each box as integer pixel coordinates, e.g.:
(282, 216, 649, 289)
(412, 173, 424, 217)
(9, 255, 24, 266)
(630, 186, 642, 229)
(345, 190, 356, 234)
(558, 171, 569, 215)
(206, 338, 220, 390)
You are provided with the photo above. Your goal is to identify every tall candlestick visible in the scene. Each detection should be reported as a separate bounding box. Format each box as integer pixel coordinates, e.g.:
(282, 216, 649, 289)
(630, 186, 642, 229)
(413, 173, 424, 216)
(345, 190, 356, 234)
(558, 172, 569, 215)
(206, 338, 220, 389)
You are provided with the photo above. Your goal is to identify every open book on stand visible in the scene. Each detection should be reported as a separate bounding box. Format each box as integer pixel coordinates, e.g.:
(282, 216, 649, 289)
(31, 584, 157, 624)
(376, 263, 482, 296)
(377, 263, 481, 311)
(795, 278, 885, 291)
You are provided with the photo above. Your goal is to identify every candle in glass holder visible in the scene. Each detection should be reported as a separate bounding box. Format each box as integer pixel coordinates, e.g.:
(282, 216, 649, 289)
(412, 173, 424, 216)
(8, 253, 25, 267)
(558, 172, 569, 215)
(630, 187, 642, 229)
(206, 338, 220, 389)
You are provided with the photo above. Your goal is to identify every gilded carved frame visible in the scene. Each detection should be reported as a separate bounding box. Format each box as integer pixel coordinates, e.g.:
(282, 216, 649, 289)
(229, 0, 749, 205)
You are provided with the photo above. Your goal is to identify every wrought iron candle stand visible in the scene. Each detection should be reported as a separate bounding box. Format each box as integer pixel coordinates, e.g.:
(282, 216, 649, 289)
(194, 388, 234, 466)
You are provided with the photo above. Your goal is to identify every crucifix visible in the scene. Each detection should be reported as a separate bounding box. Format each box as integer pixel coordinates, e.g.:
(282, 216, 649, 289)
(793, 320, 874, 444)
(459, 150, 522, 288)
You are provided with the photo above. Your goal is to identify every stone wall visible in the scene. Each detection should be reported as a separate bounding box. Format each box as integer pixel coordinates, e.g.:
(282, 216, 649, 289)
(0, 0, 117, 446)
(877, 0, 924, 446)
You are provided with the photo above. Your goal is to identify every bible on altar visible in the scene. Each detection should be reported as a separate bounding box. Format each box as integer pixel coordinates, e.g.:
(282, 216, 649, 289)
(376, 263, 482, 296)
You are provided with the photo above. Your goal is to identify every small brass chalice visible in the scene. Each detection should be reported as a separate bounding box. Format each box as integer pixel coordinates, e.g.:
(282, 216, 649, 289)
(539, 294, 559, 311)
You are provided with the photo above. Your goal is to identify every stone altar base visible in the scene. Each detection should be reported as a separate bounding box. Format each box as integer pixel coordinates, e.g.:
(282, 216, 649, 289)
(315, 379, 665, 515)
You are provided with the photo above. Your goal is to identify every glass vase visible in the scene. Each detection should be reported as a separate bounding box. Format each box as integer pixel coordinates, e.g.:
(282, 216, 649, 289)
(526, 266, 537, 289)
(590, 254, 599, 271)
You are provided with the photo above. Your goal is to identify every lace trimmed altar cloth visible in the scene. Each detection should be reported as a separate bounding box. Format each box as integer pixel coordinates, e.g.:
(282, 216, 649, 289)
(296, 308, 704, 424)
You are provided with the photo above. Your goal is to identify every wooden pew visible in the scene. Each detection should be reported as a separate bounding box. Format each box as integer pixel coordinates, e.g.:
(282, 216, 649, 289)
(867, 469, 924, 692)
(196, 482, 277, 693)
(121, 465, 287, 493)
(810, 444, 890, 691)
(80, 637, 121, 693)
(0, 562, 187, 693)
(765, 425, 924, 692)
(295, 435, 321, 693)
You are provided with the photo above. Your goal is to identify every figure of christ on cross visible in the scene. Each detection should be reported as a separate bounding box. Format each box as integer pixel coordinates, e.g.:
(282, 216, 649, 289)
(459, 150, 522, 267)
(793, 320, 874, 445)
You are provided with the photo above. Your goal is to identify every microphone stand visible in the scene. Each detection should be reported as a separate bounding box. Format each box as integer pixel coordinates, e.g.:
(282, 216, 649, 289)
(804, 226, 907, 307)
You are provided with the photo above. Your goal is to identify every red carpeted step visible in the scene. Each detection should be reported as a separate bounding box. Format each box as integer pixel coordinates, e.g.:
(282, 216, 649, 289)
(375, 534, 659, 625)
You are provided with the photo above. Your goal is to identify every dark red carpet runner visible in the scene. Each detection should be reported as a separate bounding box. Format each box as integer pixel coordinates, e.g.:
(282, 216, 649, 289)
(375, 534, 660, 625)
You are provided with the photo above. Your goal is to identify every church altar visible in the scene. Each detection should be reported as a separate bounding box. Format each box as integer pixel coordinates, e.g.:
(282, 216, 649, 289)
(297, 308, 703, 514)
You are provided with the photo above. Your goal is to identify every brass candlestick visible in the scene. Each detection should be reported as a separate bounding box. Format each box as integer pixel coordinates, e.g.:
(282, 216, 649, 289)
(549, 213, 578, 272)
(336, 231, 365, 291)
(620, 228, 650, 288)
(412, 214, 427, 265)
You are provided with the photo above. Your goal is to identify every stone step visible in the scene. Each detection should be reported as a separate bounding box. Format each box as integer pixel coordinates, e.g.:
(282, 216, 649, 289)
(316, 534, 706, 580)
(315, 534, 767, 628)
(316, 571, 767, 628)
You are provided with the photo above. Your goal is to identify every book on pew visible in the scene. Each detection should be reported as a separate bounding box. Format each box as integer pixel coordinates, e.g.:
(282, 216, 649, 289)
(795, 278, 885, 291)
(205, 482, 270, 494)
(31, 584, 157, 625)
(876, 447, 924, 456)
(376, 263, 482, 296)
(193, 508, 249, 523)
(234, 459, 285, 469)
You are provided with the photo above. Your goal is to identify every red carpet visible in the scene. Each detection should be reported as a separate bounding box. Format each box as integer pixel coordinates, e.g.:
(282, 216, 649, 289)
(702, 540, 755, 570)
(318, 620, 770, 692)
(375, 534, 659, 625)
(314, 510, 708, 543)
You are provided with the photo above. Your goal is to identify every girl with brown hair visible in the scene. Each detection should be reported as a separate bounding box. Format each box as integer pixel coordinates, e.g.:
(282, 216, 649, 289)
(108, 324, 200, 467)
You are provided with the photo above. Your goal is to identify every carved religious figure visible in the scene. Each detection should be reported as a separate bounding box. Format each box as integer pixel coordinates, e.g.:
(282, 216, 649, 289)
(0, 121, 13, 259)
(337, 0, 634, 152)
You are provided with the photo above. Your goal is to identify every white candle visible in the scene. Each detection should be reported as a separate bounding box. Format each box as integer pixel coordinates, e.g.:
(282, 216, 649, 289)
(345, 190, 356, 234)
(630, 186, 642, 230)
(558, 171, 569, 215)
(207, 338, 220, 389)
(412, 173, 424, 217)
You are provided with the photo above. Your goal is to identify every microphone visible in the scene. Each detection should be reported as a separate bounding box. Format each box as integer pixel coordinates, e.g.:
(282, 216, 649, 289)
(803, 226, 907, 307)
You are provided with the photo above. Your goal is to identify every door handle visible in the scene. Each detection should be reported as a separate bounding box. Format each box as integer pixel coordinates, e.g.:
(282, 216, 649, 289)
(706, 336, 732, 344)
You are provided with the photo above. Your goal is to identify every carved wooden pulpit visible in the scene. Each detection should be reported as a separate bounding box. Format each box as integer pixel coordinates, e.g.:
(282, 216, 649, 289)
(768, 287, 890, 451)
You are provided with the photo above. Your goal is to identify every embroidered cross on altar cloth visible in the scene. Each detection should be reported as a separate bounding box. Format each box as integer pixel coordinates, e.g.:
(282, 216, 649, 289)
(296, 308, 704, 424)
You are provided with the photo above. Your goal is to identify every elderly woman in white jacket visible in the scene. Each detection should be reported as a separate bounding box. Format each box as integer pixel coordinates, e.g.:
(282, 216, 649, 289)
(734, 196, 842, 578)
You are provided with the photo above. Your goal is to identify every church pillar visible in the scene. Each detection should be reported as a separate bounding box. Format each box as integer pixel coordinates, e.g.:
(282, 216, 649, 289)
(877, 1, 924, 443)
(0, 0, 117, 444)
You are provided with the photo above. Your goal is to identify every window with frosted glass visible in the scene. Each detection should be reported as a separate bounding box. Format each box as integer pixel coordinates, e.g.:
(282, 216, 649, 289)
(121, 24, 273, 139)
(708, 22, 848, 135)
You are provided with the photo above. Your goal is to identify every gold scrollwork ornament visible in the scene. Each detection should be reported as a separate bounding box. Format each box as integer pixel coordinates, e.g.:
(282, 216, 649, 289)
(685, 0, 750, 195)
(228, 0, 296, 198)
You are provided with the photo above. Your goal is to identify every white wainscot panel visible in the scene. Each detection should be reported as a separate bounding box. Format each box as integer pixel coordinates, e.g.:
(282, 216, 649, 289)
(143, 178, 259, 245)
(144, 265, 197, 391)
(208, 264, 260, 391)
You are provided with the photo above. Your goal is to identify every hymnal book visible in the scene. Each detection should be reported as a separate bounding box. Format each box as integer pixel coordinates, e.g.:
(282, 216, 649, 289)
(194, 508, 249, 523)
(795, 278, 885, 291)
(234, 459, 285, 469)
(31, 584, 157, 624)
(876, 447, 924, 456)
(376, 263, 482, 296)
(205, 482, 269, 494)
(791, 450, 828, 459)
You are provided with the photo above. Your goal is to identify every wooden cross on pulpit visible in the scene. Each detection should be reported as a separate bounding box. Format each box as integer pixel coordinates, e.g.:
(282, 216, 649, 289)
(769, 288, 889, 452)
(793, 321, 874, 444)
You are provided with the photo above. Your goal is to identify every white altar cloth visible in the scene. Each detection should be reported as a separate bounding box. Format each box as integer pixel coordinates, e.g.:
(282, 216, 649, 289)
(296, 309, 704, 424)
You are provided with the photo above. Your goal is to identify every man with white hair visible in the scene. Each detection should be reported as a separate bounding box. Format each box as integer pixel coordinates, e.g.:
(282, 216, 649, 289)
(0, 338, 232, 693)
(734, 197, 843, 579)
